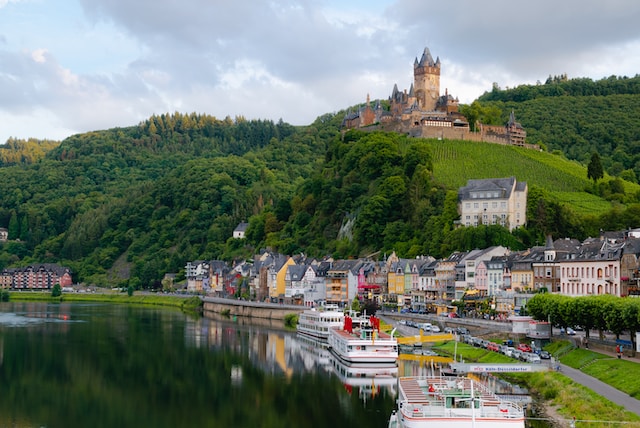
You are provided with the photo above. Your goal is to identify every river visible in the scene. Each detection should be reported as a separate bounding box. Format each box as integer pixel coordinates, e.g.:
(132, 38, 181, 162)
(0, 302, 546, 428)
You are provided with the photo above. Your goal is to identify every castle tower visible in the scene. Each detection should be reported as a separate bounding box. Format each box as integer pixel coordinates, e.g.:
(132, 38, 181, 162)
(413, 47, 441, 111)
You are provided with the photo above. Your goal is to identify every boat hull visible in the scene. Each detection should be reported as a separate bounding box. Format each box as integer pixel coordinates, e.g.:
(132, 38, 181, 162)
(390, 412, 525, 428)
(328, 325, 398, 365)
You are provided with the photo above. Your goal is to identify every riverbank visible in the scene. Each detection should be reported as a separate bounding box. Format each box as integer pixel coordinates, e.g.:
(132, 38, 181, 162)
(434, 341, 640, 427)
(7, 291, 203, 312)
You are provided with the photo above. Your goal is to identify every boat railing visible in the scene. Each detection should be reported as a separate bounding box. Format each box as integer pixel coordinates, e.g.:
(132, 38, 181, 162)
(480, 399, 524, 418)
(401, 400, 524, 419)
(400, 401, 448, 418)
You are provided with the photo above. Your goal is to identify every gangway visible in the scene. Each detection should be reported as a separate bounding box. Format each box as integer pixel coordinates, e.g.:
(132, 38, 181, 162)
(449, 363, 549, 373)
(396, 332, 453, 345)
(397, 353, 452, 364)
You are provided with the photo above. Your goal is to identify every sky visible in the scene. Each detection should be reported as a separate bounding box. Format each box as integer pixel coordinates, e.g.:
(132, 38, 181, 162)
(1, 0, 640, 143)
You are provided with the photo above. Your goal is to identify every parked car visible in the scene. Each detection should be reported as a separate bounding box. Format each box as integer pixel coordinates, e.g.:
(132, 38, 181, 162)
(502, 346, 516, 358)
(456, 327, 469, 335)
(511, 349, 524, 361)
(525, 353, 541, 364)
(444, 327, 454, 334)
(539, 350, 551, 359)
(430, 325, 441, 333)
(517, 343, 532, 353)
(486, 342, 500, 352)
(419, 323, 432, 331)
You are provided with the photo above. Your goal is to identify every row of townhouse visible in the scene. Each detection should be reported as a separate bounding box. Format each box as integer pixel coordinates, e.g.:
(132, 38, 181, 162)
(0, 264, 73, 290)
(185, 229, 640, 313)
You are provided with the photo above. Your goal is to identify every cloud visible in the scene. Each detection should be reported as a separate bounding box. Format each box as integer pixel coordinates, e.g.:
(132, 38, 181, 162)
(0, 0, 23, 8)
(1, 0, 640, 142)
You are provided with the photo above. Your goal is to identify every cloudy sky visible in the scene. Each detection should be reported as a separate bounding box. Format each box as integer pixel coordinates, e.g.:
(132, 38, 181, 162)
(1, 0, 639, 143)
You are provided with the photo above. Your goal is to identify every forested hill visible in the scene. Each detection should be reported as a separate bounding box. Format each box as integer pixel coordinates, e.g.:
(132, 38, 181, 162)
(0, 113, 340, 286)
(477, 75, 640, 181)
(2, 75, 640, 289)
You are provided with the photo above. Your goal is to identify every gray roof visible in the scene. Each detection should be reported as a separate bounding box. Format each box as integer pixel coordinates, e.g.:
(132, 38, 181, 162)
(234, 222, 249, 232)
(287, 264, 308, 281)
(458, 177, 525, 200)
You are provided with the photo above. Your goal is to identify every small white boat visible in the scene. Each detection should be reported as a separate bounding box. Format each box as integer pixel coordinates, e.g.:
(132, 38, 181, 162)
(388, 376, 525, 428)
(296, 304, 345, 341)
(328, 314, 398, 365)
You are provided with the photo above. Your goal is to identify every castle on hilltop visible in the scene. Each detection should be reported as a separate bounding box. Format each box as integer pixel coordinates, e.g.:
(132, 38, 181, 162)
(343, 48, 530, 147)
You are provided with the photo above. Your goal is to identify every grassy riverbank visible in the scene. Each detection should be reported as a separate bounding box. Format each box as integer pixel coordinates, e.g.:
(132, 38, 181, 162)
(557, 347, 640, 400)
(434, 341, 640, 427)
(7, 291, 203, 312)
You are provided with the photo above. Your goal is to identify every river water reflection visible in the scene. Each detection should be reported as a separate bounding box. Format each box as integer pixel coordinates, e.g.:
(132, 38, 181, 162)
(0, 302, 396, 428)
(0, 302, 547, 428)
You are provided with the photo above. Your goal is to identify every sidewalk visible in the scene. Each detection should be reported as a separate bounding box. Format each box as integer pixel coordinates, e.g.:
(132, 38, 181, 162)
(557, 345, 640, 418)
(558, 361, 640, 417)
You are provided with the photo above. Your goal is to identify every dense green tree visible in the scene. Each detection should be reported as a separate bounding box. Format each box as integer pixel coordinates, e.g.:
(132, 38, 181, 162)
(51, 283, 61, 297)
(8, 211, 18, 240)
(587, 152, 604, 183)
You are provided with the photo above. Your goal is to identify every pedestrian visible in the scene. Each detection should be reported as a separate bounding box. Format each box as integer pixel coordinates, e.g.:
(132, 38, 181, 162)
(616, 344, 621, 359)
(584, 337, 589, 349)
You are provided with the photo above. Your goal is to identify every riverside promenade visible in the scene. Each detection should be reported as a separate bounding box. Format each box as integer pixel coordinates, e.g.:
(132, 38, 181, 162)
(557, 349, 640, 418)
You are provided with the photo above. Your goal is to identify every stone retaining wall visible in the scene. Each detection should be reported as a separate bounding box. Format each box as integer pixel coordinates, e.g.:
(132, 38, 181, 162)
(202, 297, 305, 320)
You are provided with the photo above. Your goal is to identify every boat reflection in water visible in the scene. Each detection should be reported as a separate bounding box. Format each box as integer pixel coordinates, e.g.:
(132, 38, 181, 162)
(297, 332, 333, 372)
(329, 355, 398, 402)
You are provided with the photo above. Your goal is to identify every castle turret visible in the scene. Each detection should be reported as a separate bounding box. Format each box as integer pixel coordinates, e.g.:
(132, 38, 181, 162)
(413, 47, 440, 111)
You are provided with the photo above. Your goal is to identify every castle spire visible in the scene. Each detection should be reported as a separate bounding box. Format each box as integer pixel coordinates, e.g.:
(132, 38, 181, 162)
(419, 47, 435, 67)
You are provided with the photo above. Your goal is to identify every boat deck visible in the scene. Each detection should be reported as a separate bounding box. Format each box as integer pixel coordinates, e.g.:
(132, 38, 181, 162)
(396, 376, 525, 423)
(332, 327, 394, 340)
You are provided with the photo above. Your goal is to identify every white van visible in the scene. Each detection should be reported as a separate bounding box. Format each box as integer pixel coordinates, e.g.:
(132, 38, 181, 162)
(419, 323, 432, 332)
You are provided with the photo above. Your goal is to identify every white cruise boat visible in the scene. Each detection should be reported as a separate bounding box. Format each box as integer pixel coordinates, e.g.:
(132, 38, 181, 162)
(296, 305, 345, 341)
(388, 376, 525, 428)
(328, 314, 398, 365)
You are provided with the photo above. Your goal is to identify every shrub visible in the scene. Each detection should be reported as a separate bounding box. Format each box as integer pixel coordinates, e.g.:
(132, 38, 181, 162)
(51, 284, 62, 297)
(284, 313, 298, 328)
